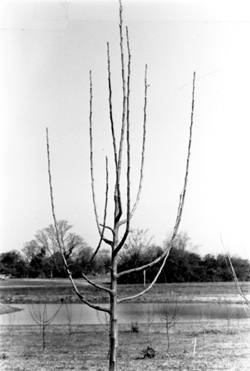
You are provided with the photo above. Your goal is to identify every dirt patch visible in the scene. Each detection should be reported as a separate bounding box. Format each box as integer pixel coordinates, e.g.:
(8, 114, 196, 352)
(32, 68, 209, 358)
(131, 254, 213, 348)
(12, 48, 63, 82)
(0, 321, 250, 370)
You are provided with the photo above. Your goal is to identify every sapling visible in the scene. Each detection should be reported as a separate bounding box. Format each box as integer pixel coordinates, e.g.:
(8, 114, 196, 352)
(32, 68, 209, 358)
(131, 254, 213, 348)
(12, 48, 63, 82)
(29, 302, 63, 351)
(46, 1, 196, 369)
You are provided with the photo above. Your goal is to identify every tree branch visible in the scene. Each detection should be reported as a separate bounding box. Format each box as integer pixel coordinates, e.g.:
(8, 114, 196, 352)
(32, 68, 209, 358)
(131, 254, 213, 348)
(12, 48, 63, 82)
(114, 0, 127, 225)
(129, 63, 147, 220)
(118, 72, 196, 300)
(125, 25, 131, 237)
(107, 43, 118, 169)
(89, 71, 102, 236)
(118, 63, 148, 227)
(118, 248, 171, 303)
(81, 272, 112, 295)
(88, 157, 113, 266)
(46, 128, 110, 315)
(113, 26, 132, 257)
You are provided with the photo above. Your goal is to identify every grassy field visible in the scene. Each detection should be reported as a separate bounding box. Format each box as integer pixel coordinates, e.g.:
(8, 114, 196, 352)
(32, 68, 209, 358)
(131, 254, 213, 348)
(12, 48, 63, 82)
(0, 321, 250, 370)
(1, 279, 250, 370)
(1, 278, 250, 304)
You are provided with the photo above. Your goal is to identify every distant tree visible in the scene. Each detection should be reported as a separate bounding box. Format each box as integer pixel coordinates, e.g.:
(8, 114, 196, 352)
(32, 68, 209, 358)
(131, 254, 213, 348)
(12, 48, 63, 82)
(123, 229, 152, 254)
(22, 241, 40, 263)
(70, 245, 95, 278)
(201, 253, 250, 282)
(94, 248, 111, 275)
(118, 231, 250, 284)
(22, 234, 48, 263)
(186, 252, 203, 281)
(229, 256, 250, 281)
(214, 254, 250, 282)
(161, 232, 200, 282)
(161, 247, 187, 282)
(167, 231, 198, 252)
(119, 231, 203, 284)
(44, 220, 89, 276)
(0, 250, 28, 277)
(118, 229, 155, 284)
(120, 229, 152, 264)
(202, 254, 218, 281)
(44, 220, 84, 259)
(23, 220, 90, 277)
(29, 247, 48, 278)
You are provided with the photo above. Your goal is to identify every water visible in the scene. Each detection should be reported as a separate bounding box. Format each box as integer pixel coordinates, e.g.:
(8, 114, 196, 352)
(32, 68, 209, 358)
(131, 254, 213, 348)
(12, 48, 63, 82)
(0, 302, 249, 326)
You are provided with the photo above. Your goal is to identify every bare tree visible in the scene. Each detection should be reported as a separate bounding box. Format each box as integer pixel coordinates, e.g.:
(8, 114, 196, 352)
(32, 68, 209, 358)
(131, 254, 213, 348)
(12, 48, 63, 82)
(43, 220, 84, 259)
(22, 240, 42, 264)
(22, 221, 84, 263)
(45, 1, 196, 370)
(226, 253, 250, 319)
(29, 302, 63, 351)
(160, 299, 179, 353)
(63, 301, 73, 341)
(220, 238, 250, 314)
(22, 231, 49, 264)
(123, 229, 152, 254)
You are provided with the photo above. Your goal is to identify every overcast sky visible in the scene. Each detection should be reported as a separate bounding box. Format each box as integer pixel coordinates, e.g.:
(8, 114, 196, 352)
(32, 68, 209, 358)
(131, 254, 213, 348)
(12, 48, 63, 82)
(1, 0, 250, 260)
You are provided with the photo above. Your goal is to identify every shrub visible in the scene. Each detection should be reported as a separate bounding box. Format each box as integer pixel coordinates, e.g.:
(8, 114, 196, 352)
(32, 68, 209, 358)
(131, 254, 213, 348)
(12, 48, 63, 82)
(142, 345, 155, 359)
(131, 322, 139, 333)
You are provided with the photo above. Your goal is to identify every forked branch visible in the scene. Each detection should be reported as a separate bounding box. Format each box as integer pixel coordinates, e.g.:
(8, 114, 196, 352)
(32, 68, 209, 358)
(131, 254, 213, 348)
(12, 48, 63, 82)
(113, 0, 127, 225)
(113, 26, 132, 257)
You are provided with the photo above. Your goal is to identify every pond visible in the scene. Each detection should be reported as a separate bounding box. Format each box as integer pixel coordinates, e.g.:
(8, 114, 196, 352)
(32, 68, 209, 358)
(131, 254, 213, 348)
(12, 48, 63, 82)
(0, 302, 249, 326)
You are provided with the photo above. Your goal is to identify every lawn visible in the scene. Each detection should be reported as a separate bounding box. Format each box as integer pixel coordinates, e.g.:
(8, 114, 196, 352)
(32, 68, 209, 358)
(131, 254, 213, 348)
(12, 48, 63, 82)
(0, 321, 250, 370)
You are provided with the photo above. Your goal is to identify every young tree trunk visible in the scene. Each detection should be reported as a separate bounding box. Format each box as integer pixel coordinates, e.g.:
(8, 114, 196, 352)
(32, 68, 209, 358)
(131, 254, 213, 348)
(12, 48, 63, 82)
(109, 257, 118, 371)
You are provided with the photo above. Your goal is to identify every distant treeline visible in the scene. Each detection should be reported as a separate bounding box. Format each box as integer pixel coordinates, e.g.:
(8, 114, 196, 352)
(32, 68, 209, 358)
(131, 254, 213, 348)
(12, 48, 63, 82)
(1, 224, 249, 283)
(117, 230, 250, 283)
(118, 246, 250, 284)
